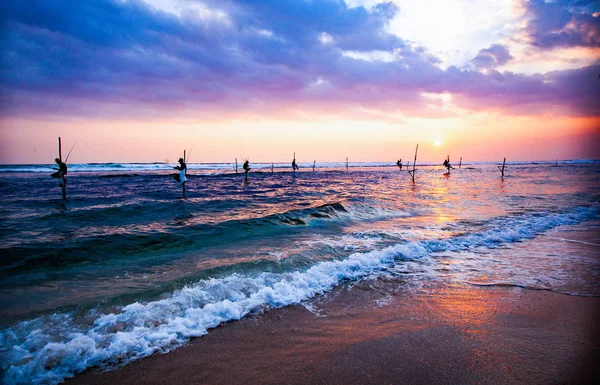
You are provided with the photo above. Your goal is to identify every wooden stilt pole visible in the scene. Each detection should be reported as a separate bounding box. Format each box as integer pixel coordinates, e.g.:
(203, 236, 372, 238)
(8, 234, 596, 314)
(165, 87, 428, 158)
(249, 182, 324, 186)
(61, 177, 66, 199)
(182, 150, 186, 198)
(272, 163, 274, 173)
(459, 157, 462, 169)
(58, 137, 66, 199)
(346, 157, 349, 172)
(498, 157, 506, 177)
(235, 158, 238, 174)
(313, 160, 316, 172)
(408, 144, 418, 183)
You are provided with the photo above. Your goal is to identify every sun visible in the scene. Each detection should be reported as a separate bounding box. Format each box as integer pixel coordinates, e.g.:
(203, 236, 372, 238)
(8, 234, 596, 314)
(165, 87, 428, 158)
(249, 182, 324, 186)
(434, 140, 442, 147)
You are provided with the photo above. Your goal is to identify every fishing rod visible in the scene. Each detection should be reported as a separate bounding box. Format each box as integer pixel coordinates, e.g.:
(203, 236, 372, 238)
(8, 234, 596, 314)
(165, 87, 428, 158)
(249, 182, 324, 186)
(64, 142, 77, 163)
(186, 145, 194, 164)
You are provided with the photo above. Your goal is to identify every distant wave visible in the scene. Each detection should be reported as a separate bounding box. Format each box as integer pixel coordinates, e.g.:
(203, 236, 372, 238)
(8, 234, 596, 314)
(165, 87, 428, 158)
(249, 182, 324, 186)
(0, 159, 597, 173)
(1, 205, 597, 385)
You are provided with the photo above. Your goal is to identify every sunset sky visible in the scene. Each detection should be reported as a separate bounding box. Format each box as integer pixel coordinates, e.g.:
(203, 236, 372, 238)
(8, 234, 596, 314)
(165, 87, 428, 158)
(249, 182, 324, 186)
(0, 0, 598, 164)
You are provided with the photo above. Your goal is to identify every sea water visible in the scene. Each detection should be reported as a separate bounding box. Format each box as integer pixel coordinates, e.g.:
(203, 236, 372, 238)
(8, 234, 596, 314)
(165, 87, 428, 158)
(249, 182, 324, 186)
(0, 162, 598, 384)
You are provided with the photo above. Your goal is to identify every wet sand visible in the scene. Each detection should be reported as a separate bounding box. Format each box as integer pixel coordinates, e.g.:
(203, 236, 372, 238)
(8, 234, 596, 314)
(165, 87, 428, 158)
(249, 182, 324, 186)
(69, 280, 600, 385)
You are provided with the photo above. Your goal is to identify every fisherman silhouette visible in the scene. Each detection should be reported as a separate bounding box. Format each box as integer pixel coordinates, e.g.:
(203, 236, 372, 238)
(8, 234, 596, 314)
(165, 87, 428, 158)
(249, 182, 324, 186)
(174, 158, 187, 184)
(396, 159, 402, 169)
(443, 157, 454, 173)
(292, 158, 299, 172)
(51, 158, 68, 183)
(243, 159, 250, 182)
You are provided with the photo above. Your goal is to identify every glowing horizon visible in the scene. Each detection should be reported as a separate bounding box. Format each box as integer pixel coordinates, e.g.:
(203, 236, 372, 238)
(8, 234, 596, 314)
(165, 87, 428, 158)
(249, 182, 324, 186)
(1, 0, 599, 164)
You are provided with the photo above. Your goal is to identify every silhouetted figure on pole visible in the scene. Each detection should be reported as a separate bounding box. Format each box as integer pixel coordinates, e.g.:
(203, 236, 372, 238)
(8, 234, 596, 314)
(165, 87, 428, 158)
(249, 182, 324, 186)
(396, 159, 402, 169)
(174, 157, 187, 198)
(52, 157, 68, 199)
(443, 156, 454, 174)
(174, 158, 187, 183)
(243, 159, 250, 182)
(292, 157, 299, 173)
(51, 158, 68, 180)
(52, 137, 71, 199)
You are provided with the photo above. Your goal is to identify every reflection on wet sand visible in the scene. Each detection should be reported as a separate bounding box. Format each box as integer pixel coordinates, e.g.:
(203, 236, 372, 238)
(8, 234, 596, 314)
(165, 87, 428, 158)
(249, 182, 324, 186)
(69, 280, 600, 385)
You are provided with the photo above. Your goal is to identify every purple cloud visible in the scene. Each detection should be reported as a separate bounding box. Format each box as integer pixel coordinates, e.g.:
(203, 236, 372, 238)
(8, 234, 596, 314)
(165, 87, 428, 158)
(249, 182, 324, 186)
(524, 0, 600, 48)
(472, 44, 513, 69)
(441, 64, 600, 116)
(0, 0, 598, 120)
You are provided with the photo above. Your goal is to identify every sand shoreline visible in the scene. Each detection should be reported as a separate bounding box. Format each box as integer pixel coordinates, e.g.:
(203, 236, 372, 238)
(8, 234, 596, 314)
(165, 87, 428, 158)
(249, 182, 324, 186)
(68, 280, 600, 385)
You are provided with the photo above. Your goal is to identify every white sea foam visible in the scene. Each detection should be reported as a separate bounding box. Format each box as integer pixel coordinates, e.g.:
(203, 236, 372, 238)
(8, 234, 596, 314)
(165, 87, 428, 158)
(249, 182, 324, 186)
(0, 206, 597, 384)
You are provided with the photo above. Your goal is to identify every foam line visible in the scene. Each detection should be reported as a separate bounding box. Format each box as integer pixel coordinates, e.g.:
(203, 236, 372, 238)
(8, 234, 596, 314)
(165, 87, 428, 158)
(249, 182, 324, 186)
(1, 206, 597, 385)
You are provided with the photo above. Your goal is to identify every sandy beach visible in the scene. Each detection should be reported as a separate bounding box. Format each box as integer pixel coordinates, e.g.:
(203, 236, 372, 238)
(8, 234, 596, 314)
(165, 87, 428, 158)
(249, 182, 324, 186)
(69, 279, 600, 385)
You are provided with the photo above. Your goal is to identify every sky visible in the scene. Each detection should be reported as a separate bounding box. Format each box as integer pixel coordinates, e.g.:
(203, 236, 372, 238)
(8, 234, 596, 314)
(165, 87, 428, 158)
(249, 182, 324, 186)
(0, 0, 599, 164)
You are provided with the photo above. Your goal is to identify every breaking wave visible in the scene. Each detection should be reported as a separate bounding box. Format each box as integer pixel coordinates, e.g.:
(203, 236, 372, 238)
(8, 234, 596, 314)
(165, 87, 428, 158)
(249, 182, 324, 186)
(1, 206, 597, 384)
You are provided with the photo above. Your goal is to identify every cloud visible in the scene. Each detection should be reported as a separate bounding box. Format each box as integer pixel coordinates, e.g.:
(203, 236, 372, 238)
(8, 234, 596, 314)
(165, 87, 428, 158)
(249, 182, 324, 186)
(442, 64, 600, 117)
(0, 0, 598, 121)
(523, 0, 600, 48)
(472, 44, 513, 69)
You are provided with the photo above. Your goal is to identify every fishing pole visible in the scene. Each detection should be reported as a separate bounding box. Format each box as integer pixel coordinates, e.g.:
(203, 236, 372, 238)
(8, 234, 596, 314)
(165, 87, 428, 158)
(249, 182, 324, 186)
(186, 145, 194, 164)
(64, 142, 77, 163)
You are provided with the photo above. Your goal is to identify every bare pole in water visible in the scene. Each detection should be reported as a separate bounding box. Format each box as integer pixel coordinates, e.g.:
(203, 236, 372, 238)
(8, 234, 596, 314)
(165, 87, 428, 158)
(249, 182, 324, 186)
(235, 158, 238, 174)
(58, 137, 66, 199)
(182, 150, 186, 199)
(346, 157, 349, 172)
(407, 144, 418, 183)
(272, 163, 274, 173)
(498, 157, 506, 177)
(313, 160, 316, 172)
(459, 157, 462, 169)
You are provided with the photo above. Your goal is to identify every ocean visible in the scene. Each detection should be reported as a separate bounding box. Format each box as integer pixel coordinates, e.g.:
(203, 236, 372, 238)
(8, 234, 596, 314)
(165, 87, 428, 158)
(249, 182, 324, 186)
(0, 161, 599, 384)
